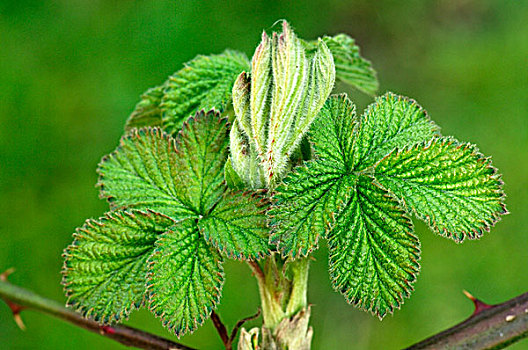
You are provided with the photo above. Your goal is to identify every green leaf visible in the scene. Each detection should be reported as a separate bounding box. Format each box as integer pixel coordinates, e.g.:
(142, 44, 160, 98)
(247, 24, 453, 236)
(270, 163, 354, 258)
(374, 138, 507, 242)
(322, 34, 379, 95)
(199, 190, 271, 260)
(147, 219, 224, 337)
(270, 95, 356, 258)
(272, 91, 506, 319)
(174, 110, 230, 213)
(161, 50, 250, 135)
(98, 110, 229, 218)
(125, 85, 165, 131)
(328, 176, 420, 319)
(310, 93, 357, 169)
(271, 93, 438, 257)
(62, 210, 175, 323)
(352, 92, 440, 170)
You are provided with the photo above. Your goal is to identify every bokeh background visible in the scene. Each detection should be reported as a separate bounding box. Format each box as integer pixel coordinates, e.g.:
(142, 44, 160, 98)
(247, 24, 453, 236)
(1, 1, 527, 349)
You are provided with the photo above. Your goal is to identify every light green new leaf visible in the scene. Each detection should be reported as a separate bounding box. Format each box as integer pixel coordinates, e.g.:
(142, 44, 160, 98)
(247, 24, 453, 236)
(352, 92, 440, 171)
(62, 210, 175, 324)
(328, 176, 420, 319)
(125, 85, 165, 131)
(224, 157, 246, 190)
(98, 110, 229, 218)
(230, 22, 335, 189)
(322, 34, 379, 95)
(264, 24, 335, 186)
(199, 190, 271, 260)
(161, 50, 250, 135)
(147, 219, 224, 337)
(374, 138, 507, 242)
(270, 95, 356, 258)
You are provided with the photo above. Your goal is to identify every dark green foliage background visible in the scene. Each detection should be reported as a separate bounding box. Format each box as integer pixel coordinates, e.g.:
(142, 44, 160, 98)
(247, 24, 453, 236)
(1, 1, 527, 349)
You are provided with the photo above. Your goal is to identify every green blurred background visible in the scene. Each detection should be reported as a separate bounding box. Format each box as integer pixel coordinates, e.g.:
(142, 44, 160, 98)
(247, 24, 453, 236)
(1, 1, 527, 349)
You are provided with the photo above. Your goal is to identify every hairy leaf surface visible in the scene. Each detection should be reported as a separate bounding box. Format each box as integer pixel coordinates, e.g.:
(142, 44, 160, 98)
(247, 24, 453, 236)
(62, 210, 175, 324)
(98, 110, 229, 218)
(230, 22, 335, 189)
(161, 50, 250, 135)
(147, 220, 224, 337)
(173, 110, 230, 213)
(352, 92, 440, 170)
(375, 138, 506, 242)
(199, 191, 271, 260)
(271, 92, 505, 319)
(328, 177, 420, 319)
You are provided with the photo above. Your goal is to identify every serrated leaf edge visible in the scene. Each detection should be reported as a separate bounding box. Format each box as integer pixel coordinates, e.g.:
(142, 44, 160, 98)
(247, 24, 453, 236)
(327, 178, 421, 320)
(373, 136, 508, 243)
(268, 160, 353, 259)
(201, 189, 272, 261)
(96, 109, 229, 215)
(61, 209, 176, 324)
(145, 225, 225, 338)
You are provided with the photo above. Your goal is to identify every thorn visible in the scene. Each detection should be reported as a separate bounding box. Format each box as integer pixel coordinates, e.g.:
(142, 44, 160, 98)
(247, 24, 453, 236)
(463, 290, 494, 316)
(0, 268, 27, 330)
(0, 268, 16, 281)
(13, 313, 26, 330)
(101, 325, 116, 335)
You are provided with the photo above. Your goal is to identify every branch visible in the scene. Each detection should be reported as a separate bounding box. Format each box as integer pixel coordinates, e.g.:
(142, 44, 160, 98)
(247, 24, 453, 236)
(211, 309, 261, 350)
(405, 291, 528, 349)
(0, 270, 196, 350)
(211, 310, 229, 348)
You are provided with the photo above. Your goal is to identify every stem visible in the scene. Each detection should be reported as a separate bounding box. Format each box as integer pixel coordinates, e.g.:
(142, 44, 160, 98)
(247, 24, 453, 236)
(210, 311, 229, 349)
(254, 256, 285, 329)
(248, 256, 311, 329)
(7, 270, 527, 349)
(405, 291, 528, 349)
(0, 278, 195, 350)
(286, 258, 309, 316)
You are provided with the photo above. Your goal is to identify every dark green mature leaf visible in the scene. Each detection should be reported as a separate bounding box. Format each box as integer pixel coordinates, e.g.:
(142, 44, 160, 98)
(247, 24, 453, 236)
(147, 220, 224, 337)
(270, 95, 356, 258)
(310, 93, 357, 168)
(62, 210, 175, 324)
(98, 110, 229, 218)
(322, 34, 379, 95)
(174, 110, 230, 213)
(270, 165, 353, 258)
(375, 138, 507, 242)
(199, 191, 271, 260)
(161, 50, 250, 135)
(352, 92, 440, 170)
(271, 92, 505, 318)
(125, 85, 165, 131)
(97, 127, 193, 220)
(328, 176, 420, 319)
